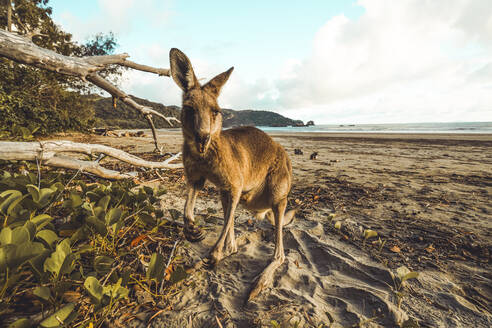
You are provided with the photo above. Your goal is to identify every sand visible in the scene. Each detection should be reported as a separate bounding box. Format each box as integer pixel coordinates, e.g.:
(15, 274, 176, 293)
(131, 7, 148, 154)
(67, 130, 492, 327)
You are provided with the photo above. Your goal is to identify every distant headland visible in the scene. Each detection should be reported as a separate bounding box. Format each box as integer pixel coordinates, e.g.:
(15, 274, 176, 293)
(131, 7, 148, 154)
(92, 96, 312, 129)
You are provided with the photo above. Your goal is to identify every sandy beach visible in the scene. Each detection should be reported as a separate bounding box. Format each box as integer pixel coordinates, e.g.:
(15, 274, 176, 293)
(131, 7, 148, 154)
(66, 130, 491, 327)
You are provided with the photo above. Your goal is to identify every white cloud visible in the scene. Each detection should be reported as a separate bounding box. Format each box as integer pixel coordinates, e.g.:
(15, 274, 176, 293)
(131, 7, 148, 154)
(56, 0, 492, 123)
(57, 0, 173, 42)
(256, 0, 492, 123)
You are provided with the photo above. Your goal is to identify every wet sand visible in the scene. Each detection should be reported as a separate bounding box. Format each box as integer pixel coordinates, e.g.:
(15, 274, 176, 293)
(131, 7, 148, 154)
(65, 131, 492, 327)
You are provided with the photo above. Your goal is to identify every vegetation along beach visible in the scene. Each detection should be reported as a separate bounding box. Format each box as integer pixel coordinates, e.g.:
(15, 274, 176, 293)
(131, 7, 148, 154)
(0, 1, 491, 327)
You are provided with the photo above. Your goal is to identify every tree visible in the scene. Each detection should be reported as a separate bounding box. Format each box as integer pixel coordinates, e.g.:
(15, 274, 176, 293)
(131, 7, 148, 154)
(0, 1, 181, 178)
(0, 0, 126, 135)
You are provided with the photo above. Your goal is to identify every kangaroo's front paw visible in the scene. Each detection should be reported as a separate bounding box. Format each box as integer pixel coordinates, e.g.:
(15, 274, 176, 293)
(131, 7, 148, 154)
(202, 256, 217, 269)
(184, 224, 205, 242)
(203, 249, 222, 269)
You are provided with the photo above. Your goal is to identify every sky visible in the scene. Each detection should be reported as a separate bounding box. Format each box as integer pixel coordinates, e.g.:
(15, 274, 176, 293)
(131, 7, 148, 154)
(49, 0, 492, 124)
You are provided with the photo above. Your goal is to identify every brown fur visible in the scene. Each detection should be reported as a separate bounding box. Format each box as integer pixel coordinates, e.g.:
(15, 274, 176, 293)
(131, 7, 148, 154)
(169, 48, 294, 301)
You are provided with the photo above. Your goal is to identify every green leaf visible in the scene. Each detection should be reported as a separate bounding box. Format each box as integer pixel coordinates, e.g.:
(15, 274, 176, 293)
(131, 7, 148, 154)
(69, 227, 89, 244)
(36, 230, 59, 247)
(93, 206, 105, 220)
(138, 212, 156, 226)
(0, 245, 15, 271)
(8, 318, 32, 328)
(85, 216, 107, 235)
(94, 256, 114, 275)
(0, 190, 22, 214)
(0, 227, 12, 245)
(28, 248, 51, 279)
(50, 182, 64, 193)
(39, 303, 75, 328)
(103, 278, 129, 300)
(86, 191, 100, 203)
(7, 241, 44, 268)
(44, 239, 71, 277)
(23, 221, 36, 241)
(169, 265, 188, 285)
(112, 219, 124, 236)
(0, 189, 22, 199)
(20, 127, 32, 140)
(37, 188, 56, 207)
(33, 286, 52, 301)
(31, 214, 54, 231)
(363, 229, 378, 240)
(11, 226, 31, 244)
(97, 195, 111, 211)
(63, 192, 83, 209)
(402, 271, 419, 283)
(105, 207, 122, 226)
(84, 276, 103, 304)
(6, 194, 26, 217)
(26, 185, 40, 202)
(146, 252, 164, 283)
(396, 266, 410, 280)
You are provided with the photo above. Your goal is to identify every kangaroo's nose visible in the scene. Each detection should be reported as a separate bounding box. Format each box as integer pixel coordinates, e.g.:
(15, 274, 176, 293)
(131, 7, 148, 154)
(195, 134, 210, 153)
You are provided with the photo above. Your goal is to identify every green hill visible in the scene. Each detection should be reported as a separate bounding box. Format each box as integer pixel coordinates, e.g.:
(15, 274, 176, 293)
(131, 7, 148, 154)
(93, 96, 303, 129)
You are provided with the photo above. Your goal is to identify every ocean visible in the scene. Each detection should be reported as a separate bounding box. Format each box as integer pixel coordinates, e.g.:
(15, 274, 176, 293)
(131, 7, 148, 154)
(257, 122, 492, 134)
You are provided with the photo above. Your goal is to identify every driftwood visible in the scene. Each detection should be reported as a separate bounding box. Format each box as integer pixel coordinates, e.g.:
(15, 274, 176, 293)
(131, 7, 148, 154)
(0, 29, 179, 152)
(0, 141, 183, 180)
(0, 28, 185, 179)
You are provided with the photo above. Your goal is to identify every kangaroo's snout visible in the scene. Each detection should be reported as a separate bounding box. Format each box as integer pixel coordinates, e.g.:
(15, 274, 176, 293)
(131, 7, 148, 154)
(195, 133, 211, 153)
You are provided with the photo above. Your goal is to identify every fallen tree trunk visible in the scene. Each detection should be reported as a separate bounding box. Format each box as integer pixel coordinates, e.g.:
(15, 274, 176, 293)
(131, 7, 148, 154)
(0, 141, 183, 180)
(0, 29, 179, 152)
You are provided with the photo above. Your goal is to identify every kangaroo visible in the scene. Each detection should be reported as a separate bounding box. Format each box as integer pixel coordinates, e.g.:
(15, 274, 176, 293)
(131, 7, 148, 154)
(169, 48, 295, 301)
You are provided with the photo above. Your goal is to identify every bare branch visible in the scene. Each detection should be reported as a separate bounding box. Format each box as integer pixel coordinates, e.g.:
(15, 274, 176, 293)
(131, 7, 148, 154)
(0, 30, 171, 79)
(45, 155, 137, 180)
(0, 29, 179, 152)
(86, 74, 179, 127)
(122, 60, 170, 76)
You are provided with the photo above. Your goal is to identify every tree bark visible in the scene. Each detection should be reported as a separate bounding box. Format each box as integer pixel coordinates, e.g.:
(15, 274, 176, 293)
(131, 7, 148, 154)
(0, 29, 179, 152)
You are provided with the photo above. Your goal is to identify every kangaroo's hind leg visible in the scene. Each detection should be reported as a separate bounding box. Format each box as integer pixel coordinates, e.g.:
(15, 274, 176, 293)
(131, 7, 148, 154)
(204, 189, 241, 268)
(247, 198, 287, 301)
(223, 192, 238, 256)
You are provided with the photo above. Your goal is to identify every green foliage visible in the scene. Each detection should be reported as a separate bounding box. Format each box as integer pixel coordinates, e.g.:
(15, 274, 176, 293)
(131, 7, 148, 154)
(392, 265, 420, 309)
(396, 266, 419, 285)
(8, 318, 32, 328)
(363, 229, 378, 240)
(0, 0, 121, 136)
(39, 303, 76, 328)
(147, 252, 165, 283)
(0, 164, 172, 326)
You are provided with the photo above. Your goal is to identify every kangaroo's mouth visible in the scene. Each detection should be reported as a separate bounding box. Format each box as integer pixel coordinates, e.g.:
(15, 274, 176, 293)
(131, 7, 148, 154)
(196, 135, 211, 154)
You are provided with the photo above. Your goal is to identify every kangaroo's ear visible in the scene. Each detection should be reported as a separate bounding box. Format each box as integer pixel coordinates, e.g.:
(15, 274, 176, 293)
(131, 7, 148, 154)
(202, 67, 234, 98)
(169, 48, 199, 91)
